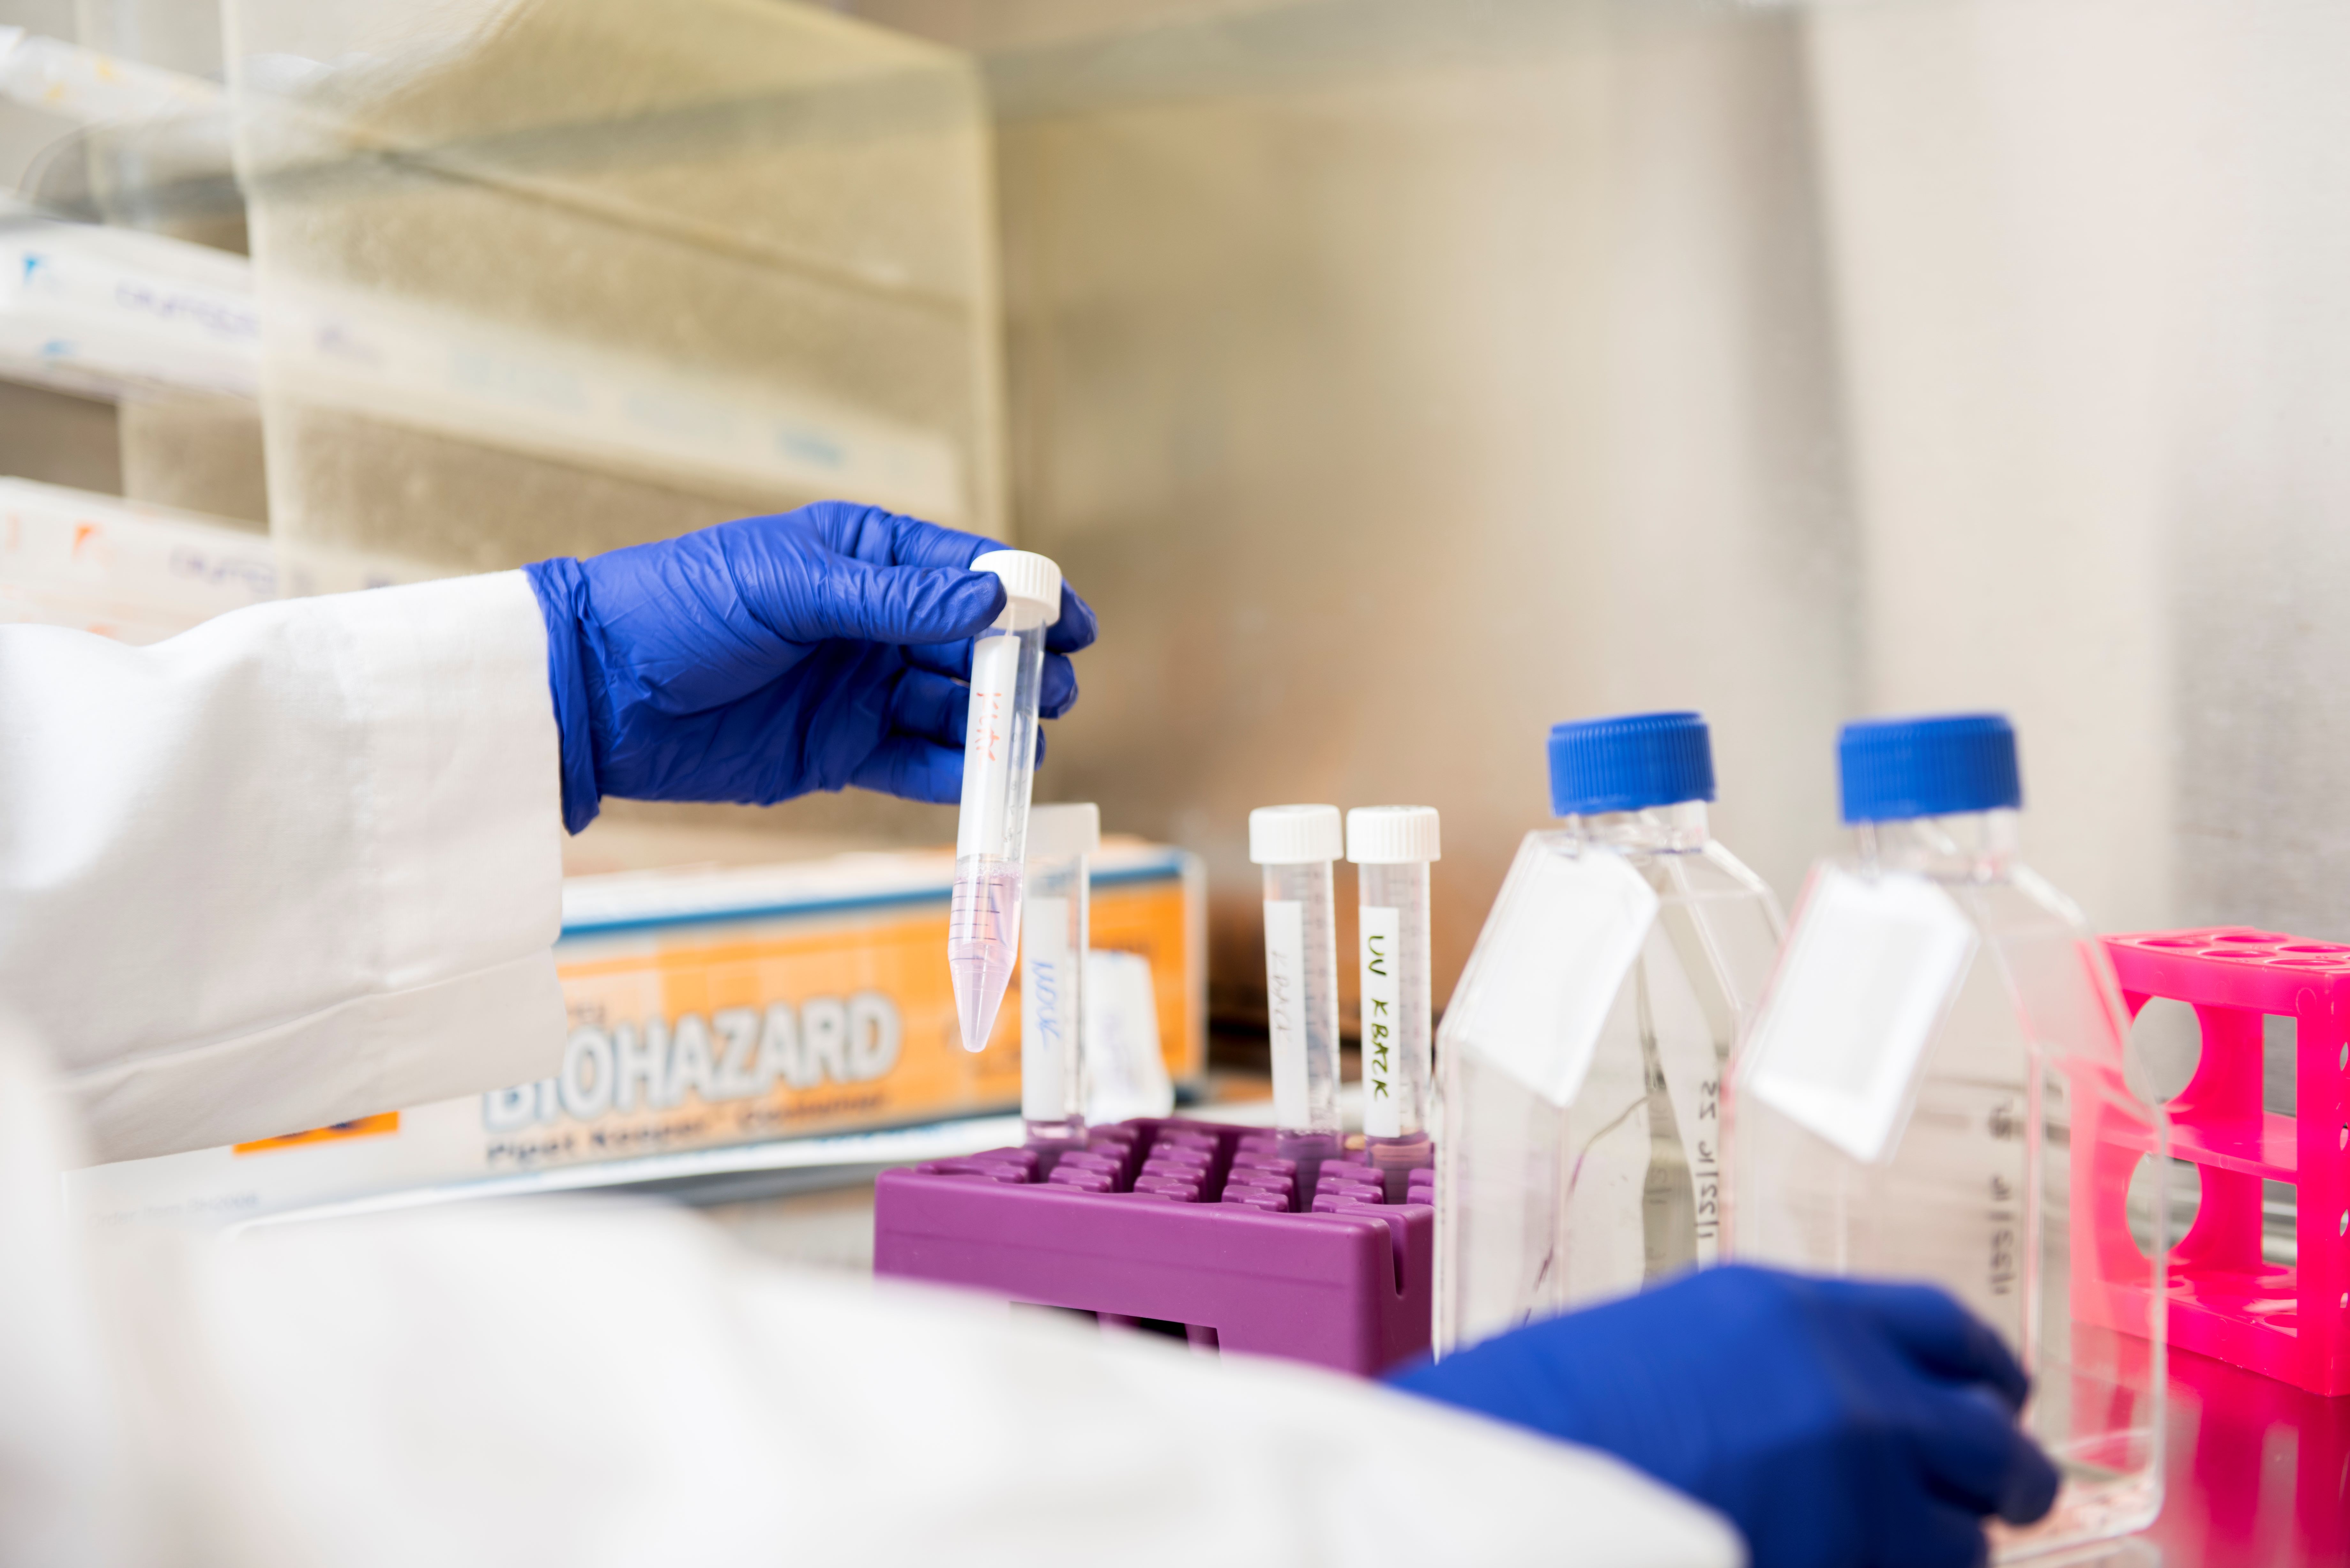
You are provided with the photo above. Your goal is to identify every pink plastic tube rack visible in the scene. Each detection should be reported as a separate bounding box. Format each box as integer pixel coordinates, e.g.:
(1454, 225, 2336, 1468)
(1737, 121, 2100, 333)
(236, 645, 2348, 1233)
(873, 1118, 1434, 1376)
(2086, 929, 2350, 1396)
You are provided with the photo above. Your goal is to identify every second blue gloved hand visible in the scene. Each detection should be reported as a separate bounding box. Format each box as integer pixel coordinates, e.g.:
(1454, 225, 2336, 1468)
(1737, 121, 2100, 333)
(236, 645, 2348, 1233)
(525, 502, 1097, 831)
(1388, 1266, 2061, 1568)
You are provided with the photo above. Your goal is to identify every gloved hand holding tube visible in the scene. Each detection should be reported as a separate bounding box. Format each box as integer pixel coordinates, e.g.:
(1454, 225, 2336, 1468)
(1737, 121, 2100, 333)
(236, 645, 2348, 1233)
(523, 502, 1096, 832)
(1389, 1266, 2062, 1568)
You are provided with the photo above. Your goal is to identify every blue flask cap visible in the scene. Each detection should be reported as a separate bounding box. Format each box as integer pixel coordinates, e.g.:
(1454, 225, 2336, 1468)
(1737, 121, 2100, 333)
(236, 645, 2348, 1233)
(1548, 711, 1716, 818)
(1838, 713, 2022, 825)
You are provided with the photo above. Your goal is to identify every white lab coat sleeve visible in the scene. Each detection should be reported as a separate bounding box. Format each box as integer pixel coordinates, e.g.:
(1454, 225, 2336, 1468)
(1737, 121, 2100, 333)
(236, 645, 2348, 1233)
(0, 572, 565, 1163)
(0, 1021, 141, 1568)
(85, 1198, 1746, 1568)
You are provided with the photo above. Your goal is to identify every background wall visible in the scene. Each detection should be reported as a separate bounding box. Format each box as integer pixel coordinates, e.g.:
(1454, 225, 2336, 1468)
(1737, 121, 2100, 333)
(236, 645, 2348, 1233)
(985, 3, 1857, 1026)
(834, 0, 2350, 1034)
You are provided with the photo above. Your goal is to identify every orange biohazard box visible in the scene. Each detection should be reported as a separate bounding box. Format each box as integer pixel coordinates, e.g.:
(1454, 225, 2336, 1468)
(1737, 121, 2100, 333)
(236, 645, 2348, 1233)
(69, 841, 1204, 1229)
(486, 841, 1203, 1169)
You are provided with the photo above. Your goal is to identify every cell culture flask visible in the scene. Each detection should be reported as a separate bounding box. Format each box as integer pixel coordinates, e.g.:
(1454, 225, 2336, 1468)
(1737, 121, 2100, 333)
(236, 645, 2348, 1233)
(1437, 711, 1782, 1351)
(1731, 713, 2167, 1557)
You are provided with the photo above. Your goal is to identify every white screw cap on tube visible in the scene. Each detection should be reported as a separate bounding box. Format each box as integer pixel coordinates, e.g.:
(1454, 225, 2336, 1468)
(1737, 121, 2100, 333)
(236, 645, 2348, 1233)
(1026, 802, 1100, 861)
(1346, 805, 1442, 864)
(1250, 804, 1343, 864)
(970, 549, 1063, 622)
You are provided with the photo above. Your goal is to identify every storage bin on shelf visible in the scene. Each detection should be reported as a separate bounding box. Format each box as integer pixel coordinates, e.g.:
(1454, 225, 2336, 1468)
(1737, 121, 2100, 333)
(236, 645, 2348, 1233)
(873, 1117, 1433, 1375)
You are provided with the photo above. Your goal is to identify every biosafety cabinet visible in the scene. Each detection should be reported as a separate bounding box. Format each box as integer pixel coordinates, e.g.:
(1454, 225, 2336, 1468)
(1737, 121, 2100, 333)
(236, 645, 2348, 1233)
(15, 0, 2348, 979)
(5, 0, 2346, 1253)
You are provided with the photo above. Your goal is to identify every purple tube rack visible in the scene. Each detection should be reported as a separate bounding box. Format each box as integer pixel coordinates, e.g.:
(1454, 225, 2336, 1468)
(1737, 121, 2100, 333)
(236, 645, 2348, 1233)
(873, 1118, 1434, 1376)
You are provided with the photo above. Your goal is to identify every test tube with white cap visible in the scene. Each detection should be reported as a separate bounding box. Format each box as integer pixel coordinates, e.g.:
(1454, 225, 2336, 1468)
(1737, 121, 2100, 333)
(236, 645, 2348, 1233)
(1021, 801, 1098, 1154)
(948, 549, 1063, 1055)
(1348, 805, 1440, 1200)
(1250, 804, 1345, 1193)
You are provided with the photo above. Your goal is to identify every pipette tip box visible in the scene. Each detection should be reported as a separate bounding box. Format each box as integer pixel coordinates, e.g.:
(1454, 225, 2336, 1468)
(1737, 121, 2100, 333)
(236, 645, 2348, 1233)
(873, 1118, 1434, 1376)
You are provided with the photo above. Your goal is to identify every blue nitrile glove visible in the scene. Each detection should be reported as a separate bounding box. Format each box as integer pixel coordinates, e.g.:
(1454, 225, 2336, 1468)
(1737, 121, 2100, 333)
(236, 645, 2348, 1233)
(524, 502, 1097, 832)
(1388, 1267, 2061, 1568)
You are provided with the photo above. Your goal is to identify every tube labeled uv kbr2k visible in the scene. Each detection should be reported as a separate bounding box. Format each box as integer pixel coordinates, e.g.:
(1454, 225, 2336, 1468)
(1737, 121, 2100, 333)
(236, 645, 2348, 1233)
(948, 550, 1063, 1054)
(1250, 804, 1345, 1193)
(1349, 806, 1440, 1200)
(1021, 801, 1098, 1152)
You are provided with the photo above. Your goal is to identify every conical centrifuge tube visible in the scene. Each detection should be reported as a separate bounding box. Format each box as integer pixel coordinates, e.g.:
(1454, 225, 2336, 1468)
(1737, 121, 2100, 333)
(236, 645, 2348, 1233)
(1250, 804, 1346, 1193)
(948, 550, 1062, 1054)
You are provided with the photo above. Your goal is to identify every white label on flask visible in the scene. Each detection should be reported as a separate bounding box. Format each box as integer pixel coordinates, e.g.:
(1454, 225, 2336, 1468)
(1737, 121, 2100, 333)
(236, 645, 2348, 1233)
(1457, 849, 1660, 1108)
(1265, 900, 1310, 1129)
(1360, 905, 1404, 1136)
(1738, 866, 1979, 1165)
(956, 630, 1019, 858)
(1021, 896, 1072, 1122)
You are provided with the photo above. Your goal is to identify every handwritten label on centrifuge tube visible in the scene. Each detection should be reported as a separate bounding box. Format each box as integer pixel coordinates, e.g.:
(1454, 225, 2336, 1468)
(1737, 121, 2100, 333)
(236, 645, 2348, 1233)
(956, 631, 1020, 856)
(1360, 905, 1403, 1136)
(1737, 865, 1978, 1165)
(1021, 896, 1071, 1121)
(1450, 846, 1659, 1109)
(1264, 899, 1309, 1129)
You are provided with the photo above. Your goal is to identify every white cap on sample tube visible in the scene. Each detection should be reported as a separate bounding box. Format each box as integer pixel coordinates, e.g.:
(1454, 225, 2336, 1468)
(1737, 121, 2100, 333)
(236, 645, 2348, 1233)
(1249, 803, 1344, 865)
(1345, 805, 1441, 865)
(970, 549, 1063, 629)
